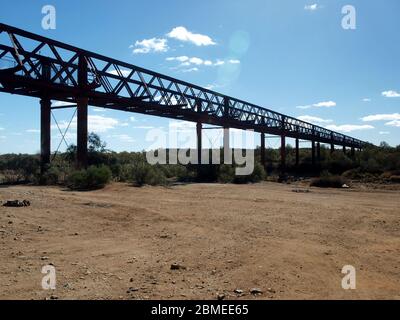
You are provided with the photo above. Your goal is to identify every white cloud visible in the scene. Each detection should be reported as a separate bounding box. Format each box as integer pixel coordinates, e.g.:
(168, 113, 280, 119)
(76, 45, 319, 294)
(52, 101, 75, 108)
(26, 129, 40, 133)
(130, 38, 168, 54)
(379, 131, 390, 135)
(325, 124, 374, 133)
(51, 115, 120, 133)
(297, 115, 333, 124)
(0, 127, 4, 131)
(228, 59, 241, 64)
(304, 4, 319, 11)
(133, 125, 155, 130)
(182, 67, 199, 73)
(362, 98, 371, 102)
(167, 26, 216, 46)
(361, 113, 400, 122)
(109, 69, 132, 77)
(296, 100, 336, 109)
(166, 56, 189, 62)
(382, 90, 400, 98)
(166, 57, 240, 69)
(130, 116, 136, 122)
(386, 120, 400, 127)
(108, 134, 135, 143)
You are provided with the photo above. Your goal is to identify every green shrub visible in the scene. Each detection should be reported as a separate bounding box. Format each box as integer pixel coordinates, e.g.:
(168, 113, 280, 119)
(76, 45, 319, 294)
(67, 165, 112, 190)
(145, 166, 167, 186)
(132, 162, 167, 186)
(234, 162, 266, 184)
(310, 175, 347, 188)
(39, 166, 61, 185)
(218, 164, 235, 183)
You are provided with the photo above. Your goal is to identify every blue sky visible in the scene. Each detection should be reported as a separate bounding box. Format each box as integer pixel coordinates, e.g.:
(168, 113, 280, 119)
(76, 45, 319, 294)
(0, 0, 399, 153)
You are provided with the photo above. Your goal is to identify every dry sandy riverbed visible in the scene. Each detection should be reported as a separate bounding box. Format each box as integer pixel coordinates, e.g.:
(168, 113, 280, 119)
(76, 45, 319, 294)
(0, 182, 399, 300)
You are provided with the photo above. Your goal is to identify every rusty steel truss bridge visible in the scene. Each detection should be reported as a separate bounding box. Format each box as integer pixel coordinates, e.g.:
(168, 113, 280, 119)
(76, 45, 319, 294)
(0, 23, 367, 171)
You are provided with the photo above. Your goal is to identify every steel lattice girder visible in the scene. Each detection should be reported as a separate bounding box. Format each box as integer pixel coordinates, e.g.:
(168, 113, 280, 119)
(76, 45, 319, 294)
(0, 23, 367, 148)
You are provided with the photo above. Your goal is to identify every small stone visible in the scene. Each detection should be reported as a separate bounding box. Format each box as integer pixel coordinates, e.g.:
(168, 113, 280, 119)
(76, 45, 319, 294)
(250, 288, 263, 295)
(234, 289, 244, 294)
(171, 263, 186, 270)
(217, 293, 225, 300)
(40, 256, 49, 261)
(127, 287, 139, 293)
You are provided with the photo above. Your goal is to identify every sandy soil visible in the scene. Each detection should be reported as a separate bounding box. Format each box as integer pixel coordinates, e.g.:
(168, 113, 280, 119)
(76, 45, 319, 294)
(0, 182, 399, 300)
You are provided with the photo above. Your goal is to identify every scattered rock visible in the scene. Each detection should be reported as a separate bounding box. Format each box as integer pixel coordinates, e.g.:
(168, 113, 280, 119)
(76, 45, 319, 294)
(170, 263, 186, 270)
(250, 288, 263, 295)
(292, 189, 310, 193)
(234, 289, 244, 295)
(217, 293, 225, 300)
(40, 256, 49, 261)
(127, 287, 139, 293)
(266, 288, 276, 293)
(3, 200, 30, 207)
(342, 184, 350, 189)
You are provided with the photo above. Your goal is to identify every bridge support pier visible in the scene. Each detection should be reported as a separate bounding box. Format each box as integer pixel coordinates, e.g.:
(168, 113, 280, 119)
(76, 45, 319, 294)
(311, 141, 316, 165)
(295, 138, 299, 166)
(40, 97, 51, 173)
(261, 132, 266, 169)
(77, 54, 88, 169)
(223, 128, 232, 164)
(196, 122, 202, 164)
(317, 142, 321, 163)
(351, 146, 355, 158)
(330, 143, 335, 154)
(77, 97, 88, 169)
(343, 145, 346, 155)
(280, 135, 286, 170)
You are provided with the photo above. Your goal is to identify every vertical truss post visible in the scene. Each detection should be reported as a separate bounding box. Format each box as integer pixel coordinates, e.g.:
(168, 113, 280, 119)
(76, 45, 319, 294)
(40, 61, 51, 174)
(261, 131, 266, 169)
(77, 55, 88, 169)
(311, 140, 316, 166)
(317, 142, 321, 163)
(40, 98, 51, 173)
(295, 137, 300, 166)
(223, 97, 232, 164)
(195, 98, 202, 165)
(351, 146, 355, 158)
(280, 116, 286, 171)
(196, 122, 202, 165)
(311, 126, 316, 166)
(331, 143, 335, 154)
(343, 145, 346, 155)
